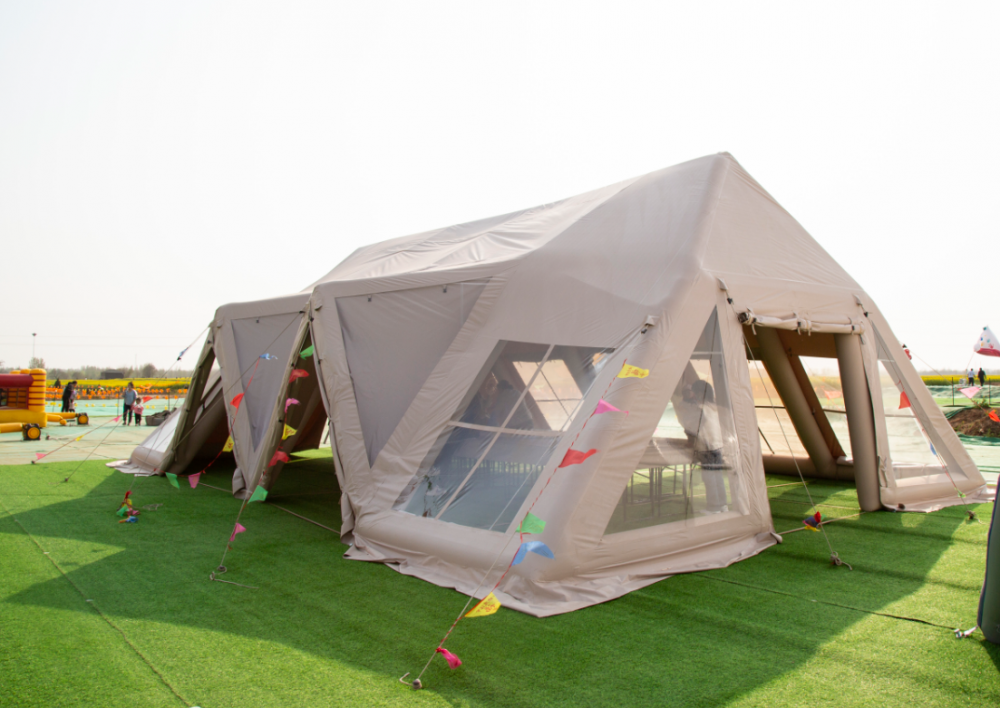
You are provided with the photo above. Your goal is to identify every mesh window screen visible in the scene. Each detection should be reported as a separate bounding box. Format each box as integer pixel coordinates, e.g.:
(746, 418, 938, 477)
(394, 340, 614, 531)
(605, 309, 744, 535)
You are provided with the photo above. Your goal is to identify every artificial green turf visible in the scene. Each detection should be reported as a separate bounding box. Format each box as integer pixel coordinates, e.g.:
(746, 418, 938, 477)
(1, 458, 997, 708)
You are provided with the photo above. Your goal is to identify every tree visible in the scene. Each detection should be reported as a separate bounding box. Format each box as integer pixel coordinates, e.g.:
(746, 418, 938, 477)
(140, 362, 158, 378)
(29, 357, 46, 370)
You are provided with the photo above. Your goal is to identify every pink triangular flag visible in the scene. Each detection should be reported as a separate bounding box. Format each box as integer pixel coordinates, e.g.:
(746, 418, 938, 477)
(231, 393, 244, 409)
(899, 392, 911, 409)
(436, 646, 462, 669)
(269, 450, 290, 467)
(229, 522, 247, 542)
(188, 472, 202, 488)
(558, 448, 598, 468)
(960, 386, 981, 400)
(113, 416, 121, 423)
(284, 398, 299, 412)
(594, 399, 620, 415)
(35, 452, 46, 460)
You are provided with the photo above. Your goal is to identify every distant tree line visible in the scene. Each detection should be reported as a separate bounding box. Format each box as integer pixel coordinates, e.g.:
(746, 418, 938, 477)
(0, 358, 194, 379)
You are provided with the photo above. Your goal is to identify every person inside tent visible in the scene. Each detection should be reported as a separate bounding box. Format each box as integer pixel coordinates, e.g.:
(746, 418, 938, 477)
(672, 376, 729, 514)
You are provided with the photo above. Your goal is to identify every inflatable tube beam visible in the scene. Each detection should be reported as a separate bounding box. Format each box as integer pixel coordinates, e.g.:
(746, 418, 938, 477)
(979, 490, 1000, 644)
(834, 333, 880, 512)
(755, 327, 837, 478)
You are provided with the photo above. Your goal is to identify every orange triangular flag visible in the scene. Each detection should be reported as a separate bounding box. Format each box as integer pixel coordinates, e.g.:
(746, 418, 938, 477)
(899, 392, 910, 409)
(990, 410, 1000, 423)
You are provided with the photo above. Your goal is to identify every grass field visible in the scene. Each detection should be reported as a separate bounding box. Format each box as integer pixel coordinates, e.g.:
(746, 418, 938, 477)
(1, 454, 997, 708)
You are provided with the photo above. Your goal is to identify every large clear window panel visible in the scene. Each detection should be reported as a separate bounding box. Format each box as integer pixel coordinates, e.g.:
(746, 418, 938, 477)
(394, 427, 494, 519)
(874, 358, 941, 474)
(799, 356, 852, 457)
(747, 360, 808, 457)
(605, 309, 745, 535)
(398, 340, 615, 531)
(438, 433, 560, 531)
(453, 342, 550, 428)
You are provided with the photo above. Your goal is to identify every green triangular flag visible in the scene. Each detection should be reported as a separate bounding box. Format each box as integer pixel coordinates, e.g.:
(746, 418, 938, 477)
(116, 505, 127, 517)
(517, 512, 546, 534)
(249, 486, 268, 503)
(166, 472, 180, 489)
(299, 344, 315, 358)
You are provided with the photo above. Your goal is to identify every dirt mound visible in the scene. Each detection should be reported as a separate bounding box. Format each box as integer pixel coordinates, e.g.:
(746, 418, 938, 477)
(949, 407, 1000, 438)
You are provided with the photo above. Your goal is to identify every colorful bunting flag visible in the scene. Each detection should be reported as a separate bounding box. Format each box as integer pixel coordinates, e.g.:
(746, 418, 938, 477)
(188, 472, 202, 488)
(75, 436, 83, 442)
(288, 369, 309, 383)
(803, 512, 822, 532)
(269, 450, 290, 467)
(282, 424, 297, 440)
(974, 326, 1000, 357)
(116, 505, 128, 517)
(822, 390, 841, 400)
(142, 396, 153, 403)
(465, 592, 502, 617)
(960, 386, 981, 399)
(517, 512, 546, 534)
(990, 410, 1000, 423)
(899, 392, 911, 409)
(285, 398, 299, 412)
(260, 353, 277, 360)
(229, 522, 247, 542)
(618, 364, 649, 379)
(249, 486, 268, 503)
(113, 416, 121, 423)
(299, 344, 315, 358)
(559, 448, 598, 468)
(231, 393, 244, 409)
(35, 452, 45, 460)
(436, 647, 462, 669)
(594, 399, 621, 415)
(512, 541, 555, 566)
(166, 472, 180, 489)
(223, 436, 234, 452)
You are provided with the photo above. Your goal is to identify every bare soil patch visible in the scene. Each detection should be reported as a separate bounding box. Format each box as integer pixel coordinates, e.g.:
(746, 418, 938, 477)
(948, 406, 1000, 438)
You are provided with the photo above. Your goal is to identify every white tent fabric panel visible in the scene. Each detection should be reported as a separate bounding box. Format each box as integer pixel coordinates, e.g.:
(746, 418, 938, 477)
(231, 312, 302, 450)
(109, 408, 181, 475)
(336, 280, 487, 466)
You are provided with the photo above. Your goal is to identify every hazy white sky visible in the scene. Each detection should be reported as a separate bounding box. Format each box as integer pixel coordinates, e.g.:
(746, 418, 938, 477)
(1, 2, 997, 372)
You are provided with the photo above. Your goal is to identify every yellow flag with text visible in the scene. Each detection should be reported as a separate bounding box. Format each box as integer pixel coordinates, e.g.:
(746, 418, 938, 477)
(282, 425, 297, 440)
(223, 436, 234, 452)
(465, 592, 502, 618)
(618, 364, 649, 379)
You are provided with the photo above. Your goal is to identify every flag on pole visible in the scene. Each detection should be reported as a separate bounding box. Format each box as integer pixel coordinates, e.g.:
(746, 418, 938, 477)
(594, 399, 621, 415)
(558, 448, 598, 468)
(512, 541, 555, 565)
(517, 512, 546, 534)
(974, 327, 1000, 357)
(230, 523, 247, 542)
(465, 592, 502, 617)
(436, 647, 462, 669)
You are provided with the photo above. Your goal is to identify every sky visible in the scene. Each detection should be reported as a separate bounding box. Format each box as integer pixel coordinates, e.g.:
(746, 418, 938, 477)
(1, 2, 998, 373)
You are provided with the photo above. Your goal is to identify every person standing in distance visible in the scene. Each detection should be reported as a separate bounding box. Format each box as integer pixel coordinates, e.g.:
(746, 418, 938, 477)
(122, 382, 138, 426)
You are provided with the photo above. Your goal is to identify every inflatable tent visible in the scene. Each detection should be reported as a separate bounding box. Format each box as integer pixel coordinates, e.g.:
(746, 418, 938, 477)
(134, 152, 992, 616)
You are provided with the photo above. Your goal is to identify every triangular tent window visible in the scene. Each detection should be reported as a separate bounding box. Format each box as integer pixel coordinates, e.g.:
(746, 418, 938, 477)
(394, 341, 614, 531)
(336, 280, 488, 466)
(605, 308, 744, 534)
(231, 312, 302, 450)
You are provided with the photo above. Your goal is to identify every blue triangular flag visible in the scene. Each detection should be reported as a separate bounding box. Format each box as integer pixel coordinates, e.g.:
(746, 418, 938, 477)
(512, 541, 555, 566)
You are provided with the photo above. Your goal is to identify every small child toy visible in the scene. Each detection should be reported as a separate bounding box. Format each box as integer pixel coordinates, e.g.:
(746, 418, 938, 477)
(132, 401, 144, 426)
(116, 490, 140, 522)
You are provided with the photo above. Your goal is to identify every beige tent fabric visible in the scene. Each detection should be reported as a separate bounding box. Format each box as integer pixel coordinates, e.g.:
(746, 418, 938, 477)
(156, 152, 989, 615)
